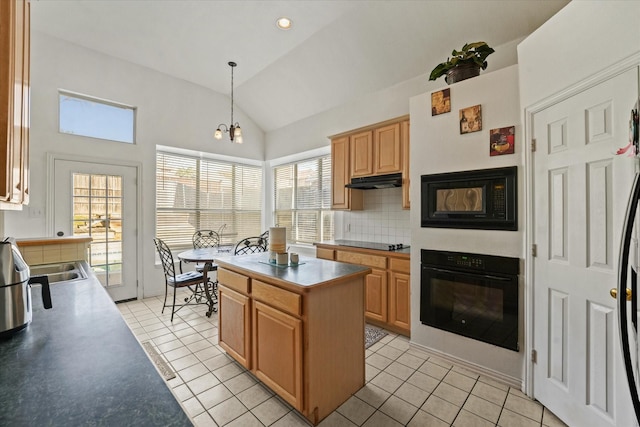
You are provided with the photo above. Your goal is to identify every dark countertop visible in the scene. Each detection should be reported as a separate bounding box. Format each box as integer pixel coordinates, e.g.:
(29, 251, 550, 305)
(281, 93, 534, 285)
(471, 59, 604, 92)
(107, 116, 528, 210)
(215, 253, 371, 291)
(0, 271, 192, 426)
(314, 240, 411, 256)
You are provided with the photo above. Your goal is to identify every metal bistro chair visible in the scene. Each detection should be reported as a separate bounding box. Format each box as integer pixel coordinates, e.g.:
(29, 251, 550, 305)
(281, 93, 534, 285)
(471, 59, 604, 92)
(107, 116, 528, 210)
(154, 238, 211, 322)
(234, 231, 269, 255)
(191, 229, 220, 308)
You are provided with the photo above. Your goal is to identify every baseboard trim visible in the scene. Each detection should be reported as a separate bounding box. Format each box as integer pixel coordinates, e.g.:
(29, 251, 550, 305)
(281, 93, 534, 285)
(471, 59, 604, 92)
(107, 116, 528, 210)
(409, 341, 523, 390)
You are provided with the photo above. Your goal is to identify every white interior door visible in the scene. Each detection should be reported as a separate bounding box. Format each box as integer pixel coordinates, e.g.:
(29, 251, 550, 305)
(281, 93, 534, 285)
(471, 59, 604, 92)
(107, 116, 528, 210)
(53, 159, 138, 302)
(532, 68, 638, 426)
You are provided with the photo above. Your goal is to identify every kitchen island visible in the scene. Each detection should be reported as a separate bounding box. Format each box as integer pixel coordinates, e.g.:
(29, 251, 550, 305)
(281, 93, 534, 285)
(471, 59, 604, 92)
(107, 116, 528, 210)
(0, 264, 192, 426)
(215, 253, 371, 426)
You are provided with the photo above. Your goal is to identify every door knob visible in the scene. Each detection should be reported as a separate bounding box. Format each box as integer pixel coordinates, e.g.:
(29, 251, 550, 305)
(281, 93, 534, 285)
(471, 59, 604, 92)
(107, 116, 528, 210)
(610, 288, 632, 301)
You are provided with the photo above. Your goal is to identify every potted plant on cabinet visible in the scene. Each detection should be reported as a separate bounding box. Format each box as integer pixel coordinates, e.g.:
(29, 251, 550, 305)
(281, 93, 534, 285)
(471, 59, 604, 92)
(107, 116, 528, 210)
(429, 41, 495, 84)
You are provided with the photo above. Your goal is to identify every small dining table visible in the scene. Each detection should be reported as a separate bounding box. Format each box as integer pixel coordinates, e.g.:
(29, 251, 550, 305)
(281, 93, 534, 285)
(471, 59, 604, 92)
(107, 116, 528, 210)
(176, 246, 233, 318)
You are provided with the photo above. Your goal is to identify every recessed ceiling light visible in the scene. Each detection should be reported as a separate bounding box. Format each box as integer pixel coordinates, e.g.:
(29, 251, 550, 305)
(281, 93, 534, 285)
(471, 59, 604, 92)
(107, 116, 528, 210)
(276, 17, 292, 30)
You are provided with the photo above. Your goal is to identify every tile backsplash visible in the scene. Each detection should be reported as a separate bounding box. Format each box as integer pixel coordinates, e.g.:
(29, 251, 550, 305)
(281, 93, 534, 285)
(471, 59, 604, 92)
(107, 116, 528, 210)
(338, 187, 410, 244)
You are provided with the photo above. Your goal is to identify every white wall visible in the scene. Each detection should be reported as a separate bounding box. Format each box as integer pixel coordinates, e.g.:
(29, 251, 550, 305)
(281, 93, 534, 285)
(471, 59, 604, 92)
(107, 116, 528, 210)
(518, 1, 640, 109)
(409, 65, 524, 382)
(4, 32, 265, 298)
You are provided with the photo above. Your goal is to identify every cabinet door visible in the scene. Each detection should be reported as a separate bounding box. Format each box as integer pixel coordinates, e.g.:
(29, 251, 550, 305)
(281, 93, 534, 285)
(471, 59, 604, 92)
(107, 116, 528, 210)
(253, 301, 303, 411)
(389, 271, 410, 333)
(364, 268, 388, 323)
(374, 123, 401, 175)
(401, 120, 410, 209)
(350, 130, 373, 177)
(331, 137, 362, 210)
(0, 0, 30, 205)
(218, 285, 251, 369)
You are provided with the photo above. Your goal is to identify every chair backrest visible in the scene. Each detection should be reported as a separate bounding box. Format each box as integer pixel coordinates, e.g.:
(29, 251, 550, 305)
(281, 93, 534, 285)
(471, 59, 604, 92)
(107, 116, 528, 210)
(192, 230, 220, 249)
(154, 238, 176, 278)
(234, 235, 269, 255)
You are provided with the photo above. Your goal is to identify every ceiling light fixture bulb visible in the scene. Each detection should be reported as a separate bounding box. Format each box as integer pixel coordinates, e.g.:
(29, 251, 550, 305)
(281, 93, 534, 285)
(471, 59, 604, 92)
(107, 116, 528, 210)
(214, 129, 223, 140)
(276, 17, 292, 30)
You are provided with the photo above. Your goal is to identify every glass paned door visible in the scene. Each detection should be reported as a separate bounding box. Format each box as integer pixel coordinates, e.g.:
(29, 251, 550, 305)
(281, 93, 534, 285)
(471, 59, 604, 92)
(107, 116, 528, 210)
(71, 173, 123, 288)
(54, 159, 138, 302)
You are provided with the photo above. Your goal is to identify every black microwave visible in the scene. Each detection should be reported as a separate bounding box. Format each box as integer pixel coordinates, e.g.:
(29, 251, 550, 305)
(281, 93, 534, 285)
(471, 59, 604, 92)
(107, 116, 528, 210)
(421, 166, 517, 230)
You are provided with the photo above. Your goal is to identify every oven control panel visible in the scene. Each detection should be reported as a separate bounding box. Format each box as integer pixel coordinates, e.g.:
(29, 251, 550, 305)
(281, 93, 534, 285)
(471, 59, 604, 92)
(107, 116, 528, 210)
(448, 254, 484, 269)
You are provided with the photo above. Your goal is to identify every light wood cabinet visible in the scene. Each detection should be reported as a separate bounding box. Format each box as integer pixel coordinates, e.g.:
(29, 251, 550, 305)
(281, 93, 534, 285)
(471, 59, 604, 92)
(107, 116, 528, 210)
(350, 130, 374, 177)
(218, 284, 251, 369)
(318, 244, 410, 336)
(331, 136, 362, 210)
(401, 120, 410, 209)
(216, 256, 368, 425)
(0, 0, 30, 208)
(374, 123, 402, 175)
(253, 300, 303, 409)
(364, 268, 388, 323)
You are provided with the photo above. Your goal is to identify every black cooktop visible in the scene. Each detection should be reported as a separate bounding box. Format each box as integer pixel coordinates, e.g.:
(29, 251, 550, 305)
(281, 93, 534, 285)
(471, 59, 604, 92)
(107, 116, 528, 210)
(333, 240, 409, 252)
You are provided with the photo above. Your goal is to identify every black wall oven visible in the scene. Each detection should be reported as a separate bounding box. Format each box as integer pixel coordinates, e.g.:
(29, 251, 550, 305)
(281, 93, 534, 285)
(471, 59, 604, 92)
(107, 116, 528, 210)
(420, 249, 519, 351)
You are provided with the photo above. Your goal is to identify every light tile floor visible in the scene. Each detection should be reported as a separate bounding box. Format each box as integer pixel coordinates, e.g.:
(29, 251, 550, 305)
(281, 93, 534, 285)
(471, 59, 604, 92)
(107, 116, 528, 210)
(118, 290, 568, 427)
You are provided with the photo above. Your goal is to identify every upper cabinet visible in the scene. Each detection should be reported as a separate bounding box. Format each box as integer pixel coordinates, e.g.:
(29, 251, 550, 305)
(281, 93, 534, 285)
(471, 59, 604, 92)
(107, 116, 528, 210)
(0, 0, 30, 208)
(330, 116, 409, 210)
(373, 123, 401, 175)
(401, 120, 410, 209)
(331, 136, 363, 210)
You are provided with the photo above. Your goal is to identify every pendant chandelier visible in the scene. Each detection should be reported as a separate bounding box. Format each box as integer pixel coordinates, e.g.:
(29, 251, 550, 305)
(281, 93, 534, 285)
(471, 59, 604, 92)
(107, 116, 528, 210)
(214, 61, 242, 144)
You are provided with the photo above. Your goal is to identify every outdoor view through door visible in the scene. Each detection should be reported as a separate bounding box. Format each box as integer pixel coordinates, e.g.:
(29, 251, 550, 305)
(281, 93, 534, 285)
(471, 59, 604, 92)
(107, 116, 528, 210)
(71, 173, 123, 288)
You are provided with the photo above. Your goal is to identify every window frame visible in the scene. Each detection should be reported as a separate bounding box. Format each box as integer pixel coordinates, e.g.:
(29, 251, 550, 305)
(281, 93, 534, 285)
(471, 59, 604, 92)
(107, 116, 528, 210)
(58, 90, 137, 144)
(156, 148, 264, 252)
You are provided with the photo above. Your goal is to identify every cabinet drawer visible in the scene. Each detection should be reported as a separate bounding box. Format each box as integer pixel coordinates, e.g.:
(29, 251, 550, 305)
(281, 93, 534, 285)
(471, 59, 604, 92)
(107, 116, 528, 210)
(336, 251, 387, 269)
(218, 268, 250, 295)
(316, 247, 335, 260)
(389, 258, 410, 274)
(252, 280, 301, 317)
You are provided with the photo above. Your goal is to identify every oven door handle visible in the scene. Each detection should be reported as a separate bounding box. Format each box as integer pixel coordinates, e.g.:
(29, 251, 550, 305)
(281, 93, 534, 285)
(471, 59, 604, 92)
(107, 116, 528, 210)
(424, 266, 514, 282)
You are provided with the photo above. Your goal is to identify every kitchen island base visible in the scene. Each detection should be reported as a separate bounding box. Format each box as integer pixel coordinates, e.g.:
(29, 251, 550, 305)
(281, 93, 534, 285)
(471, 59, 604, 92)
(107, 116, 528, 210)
(216, 253, 370, 425)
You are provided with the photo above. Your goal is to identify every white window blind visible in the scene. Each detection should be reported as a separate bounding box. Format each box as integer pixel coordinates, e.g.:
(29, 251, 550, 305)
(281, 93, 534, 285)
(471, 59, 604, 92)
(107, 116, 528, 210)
(273, 155, 333, 244)
(156, 151, 263, 251)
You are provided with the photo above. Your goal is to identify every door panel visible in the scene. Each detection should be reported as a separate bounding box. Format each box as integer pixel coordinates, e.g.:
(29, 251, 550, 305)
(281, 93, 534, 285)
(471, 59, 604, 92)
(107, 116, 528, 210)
(53, 159, 138, 301)
(532, 67, 638, 426)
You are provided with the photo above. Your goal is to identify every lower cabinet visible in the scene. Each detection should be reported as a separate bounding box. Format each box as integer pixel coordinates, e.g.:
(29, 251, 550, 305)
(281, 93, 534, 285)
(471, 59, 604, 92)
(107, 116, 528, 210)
(253, 301, 303, 409)
(217, 263, 366, 425)
(364, 268, 387, 323)
(218, 285, 251, 369)
(319, 246, 410, 336)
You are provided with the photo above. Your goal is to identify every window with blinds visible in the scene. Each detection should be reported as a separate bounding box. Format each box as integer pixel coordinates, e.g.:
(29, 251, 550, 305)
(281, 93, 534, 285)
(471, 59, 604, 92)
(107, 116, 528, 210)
(156, 151, 263, 251)
(273, 155, 334, 244)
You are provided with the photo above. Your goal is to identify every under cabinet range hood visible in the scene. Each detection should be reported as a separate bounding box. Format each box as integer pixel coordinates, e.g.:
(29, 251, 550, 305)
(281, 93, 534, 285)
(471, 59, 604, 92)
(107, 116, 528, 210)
(345, 173, 402, 189)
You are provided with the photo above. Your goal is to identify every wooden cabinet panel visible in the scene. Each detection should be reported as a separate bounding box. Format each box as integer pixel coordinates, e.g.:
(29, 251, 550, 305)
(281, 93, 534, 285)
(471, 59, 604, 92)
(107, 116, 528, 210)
(365, 268, 388, 323)
(0, 0, 30, 207)
(401, 120, 410, 209)
(316, 247, 335, 260)
(389, 257, 410, 274)
(218, 268, 250, 294)
(374, 123, 402, 174)
(336, 250, 386, 269)
(218, 285, 251, 369)
(389, 271, 410, 333)
(350, 130, 373, 177)
(253, 279, 301, 317)
(331, 136, 362, 210)
(253, 300, 303, 410)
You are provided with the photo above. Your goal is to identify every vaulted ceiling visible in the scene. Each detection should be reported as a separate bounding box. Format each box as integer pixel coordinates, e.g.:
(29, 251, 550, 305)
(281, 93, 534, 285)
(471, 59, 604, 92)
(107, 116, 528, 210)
(31, 0, 569, 133)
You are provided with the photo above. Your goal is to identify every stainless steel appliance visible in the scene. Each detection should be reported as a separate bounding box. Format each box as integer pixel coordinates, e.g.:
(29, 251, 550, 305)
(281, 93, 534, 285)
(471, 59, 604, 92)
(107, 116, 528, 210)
(421, 166, 517, 230)
(420, 249, 519, 351)
(0, 238, 52, 336)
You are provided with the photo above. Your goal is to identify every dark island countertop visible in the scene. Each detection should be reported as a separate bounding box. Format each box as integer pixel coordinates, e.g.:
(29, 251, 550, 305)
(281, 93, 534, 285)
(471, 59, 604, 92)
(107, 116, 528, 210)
(0, 267, 192, 426)
(215, 252, 371, 292)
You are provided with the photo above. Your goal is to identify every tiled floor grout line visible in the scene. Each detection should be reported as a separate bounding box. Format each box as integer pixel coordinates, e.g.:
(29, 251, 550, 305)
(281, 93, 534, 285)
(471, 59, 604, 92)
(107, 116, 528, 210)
(119, 293, 566, 427)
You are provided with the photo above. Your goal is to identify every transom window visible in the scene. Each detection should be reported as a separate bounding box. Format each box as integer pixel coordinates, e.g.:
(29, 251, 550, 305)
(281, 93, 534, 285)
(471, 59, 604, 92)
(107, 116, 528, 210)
(59, 91, 136, 144)
(156, 150, 263, 251)
(273, 155, 333, 244)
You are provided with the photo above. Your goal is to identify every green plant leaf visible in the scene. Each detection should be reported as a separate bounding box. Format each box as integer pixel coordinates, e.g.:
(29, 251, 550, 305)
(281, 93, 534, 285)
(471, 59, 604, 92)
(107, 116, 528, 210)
(428, 41, 495, 81)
